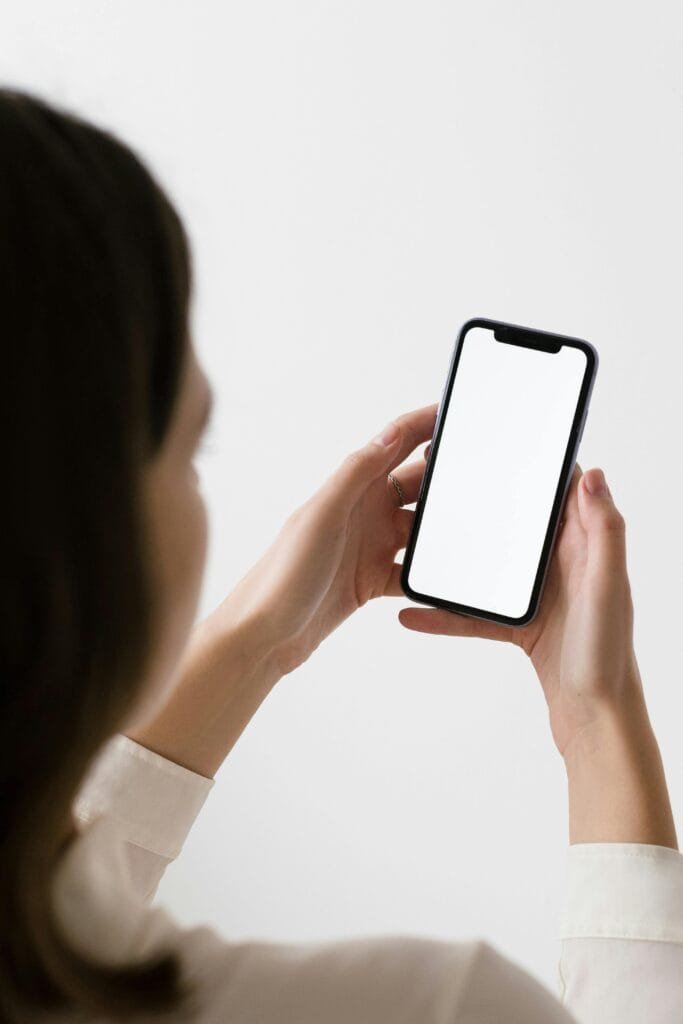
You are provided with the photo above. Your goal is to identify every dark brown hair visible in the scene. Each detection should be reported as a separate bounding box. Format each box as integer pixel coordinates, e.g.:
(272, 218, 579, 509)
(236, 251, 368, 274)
(0, 88, 196, 1020)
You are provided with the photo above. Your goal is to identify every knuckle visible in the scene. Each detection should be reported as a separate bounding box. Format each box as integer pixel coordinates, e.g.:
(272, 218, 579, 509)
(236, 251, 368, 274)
(343, 447, 367, 470)
(400, 420, 416, 450)
(603, 508, 626, 534)
(390, 412, 410, 443)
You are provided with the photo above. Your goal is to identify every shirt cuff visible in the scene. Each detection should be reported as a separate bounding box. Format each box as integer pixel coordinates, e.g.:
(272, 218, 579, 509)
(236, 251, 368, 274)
(561, 843, 683, 943)
(72, 733, 215, 860)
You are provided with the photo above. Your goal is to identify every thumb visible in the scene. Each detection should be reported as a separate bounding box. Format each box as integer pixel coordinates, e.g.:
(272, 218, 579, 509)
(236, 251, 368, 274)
(577, 467, 627, 581)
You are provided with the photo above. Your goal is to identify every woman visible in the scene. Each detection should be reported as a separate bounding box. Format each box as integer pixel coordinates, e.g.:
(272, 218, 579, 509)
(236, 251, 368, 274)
(0, 86, 680, 1023)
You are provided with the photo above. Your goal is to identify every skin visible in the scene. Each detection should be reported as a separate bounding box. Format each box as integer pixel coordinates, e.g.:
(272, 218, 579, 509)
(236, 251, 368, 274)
(122, 339, 677, 851)
(124, 344, 213, 731)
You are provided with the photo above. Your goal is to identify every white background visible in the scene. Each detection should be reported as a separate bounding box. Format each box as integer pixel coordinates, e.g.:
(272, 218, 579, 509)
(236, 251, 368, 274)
(5, 0, 683, 993)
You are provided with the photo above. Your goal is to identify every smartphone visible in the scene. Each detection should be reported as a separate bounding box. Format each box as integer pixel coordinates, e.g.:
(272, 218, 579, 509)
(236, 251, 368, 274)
(400, 317, 598, 627)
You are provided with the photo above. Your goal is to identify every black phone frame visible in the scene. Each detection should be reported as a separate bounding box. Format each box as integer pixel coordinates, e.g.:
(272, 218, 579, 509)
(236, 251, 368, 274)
(400, 317, 599, 627)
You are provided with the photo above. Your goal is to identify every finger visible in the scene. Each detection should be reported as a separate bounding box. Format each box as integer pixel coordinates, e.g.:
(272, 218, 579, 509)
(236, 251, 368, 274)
(424, 443, 431, 461)
(382, 565, 515, 643)
(328, 402, 438, 508)
(577, 468, 627, 581)
(384, 561, 407, 596)
(391, 508, 414, 549)
(387, 459, 426, 506)
(386, 402, 439, 471)
(397, 605, 517, 645)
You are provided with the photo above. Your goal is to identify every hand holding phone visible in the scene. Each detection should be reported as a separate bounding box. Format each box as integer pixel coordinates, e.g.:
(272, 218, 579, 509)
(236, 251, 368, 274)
(401, 433, 677, 848)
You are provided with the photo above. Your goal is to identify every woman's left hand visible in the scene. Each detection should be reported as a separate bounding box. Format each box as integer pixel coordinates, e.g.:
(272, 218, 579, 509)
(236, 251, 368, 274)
(211, 403, 437, 676)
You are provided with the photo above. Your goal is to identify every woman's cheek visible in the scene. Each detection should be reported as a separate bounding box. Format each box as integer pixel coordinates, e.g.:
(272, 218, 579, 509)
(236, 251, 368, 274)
(184, 465, 209, 597)
(128, 467, 210, 731)
(193, 476, 209, 589)
(149, 461, 209, 629)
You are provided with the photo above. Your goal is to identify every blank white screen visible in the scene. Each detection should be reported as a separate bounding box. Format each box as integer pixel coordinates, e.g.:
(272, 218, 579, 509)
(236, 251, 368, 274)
(407, 327, 587, 620)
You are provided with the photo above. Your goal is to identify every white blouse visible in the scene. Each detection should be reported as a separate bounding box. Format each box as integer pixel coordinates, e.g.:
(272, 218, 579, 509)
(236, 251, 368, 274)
(48, 733, 683, 1023)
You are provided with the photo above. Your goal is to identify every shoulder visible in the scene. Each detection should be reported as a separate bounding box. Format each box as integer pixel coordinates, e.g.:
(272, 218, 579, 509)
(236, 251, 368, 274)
(169, 930, 575, 1024)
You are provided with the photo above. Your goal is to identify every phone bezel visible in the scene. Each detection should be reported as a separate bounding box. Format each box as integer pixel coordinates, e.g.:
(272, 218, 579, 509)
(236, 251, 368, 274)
(400, 317, 599, 628)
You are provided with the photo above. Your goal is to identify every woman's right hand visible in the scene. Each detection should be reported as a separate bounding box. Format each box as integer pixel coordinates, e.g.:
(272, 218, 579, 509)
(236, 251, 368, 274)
(399, 463, 678, 847)
(399, 464, 640, 757)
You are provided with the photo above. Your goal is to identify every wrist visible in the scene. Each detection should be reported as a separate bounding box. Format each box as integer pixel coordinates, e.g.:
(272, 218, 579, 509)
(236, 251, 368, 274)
(204, 602, 283, 689)
(561, 684, 652, 775)
(126, 605, 284, 779)
(562, 694, 678, 849)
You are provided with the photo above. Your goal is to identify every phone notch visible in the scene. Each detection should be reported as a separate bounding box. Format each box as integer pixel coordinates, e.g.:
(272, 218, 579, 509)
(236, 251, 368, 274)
(493, 325, 562, 354)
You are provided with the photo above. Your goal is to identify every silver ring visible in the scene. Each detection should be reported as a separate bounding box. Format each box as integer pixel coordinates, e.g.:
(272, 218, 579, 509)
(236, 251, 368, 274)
(388, 472, 406, 506)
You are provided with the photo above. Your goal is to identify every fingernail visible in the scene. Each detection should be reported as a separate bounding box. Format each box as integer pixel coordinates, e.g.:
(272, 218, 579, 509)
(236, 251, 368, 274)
(371, 421, 399, 446)
(584, 468, 610, 497)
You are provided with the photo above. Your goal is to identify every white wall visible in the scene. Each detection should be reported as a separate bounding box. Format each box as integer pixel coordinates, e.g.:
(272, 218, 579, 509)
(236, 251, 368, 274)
(6, 0, 683, 992)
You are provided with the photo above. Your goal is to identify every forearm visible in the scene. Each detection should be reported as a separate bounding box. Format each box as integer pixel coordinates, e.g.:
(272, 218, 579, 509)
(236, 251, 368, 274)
(124, 608, 284, 779)
(563, 691, 678, 849)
